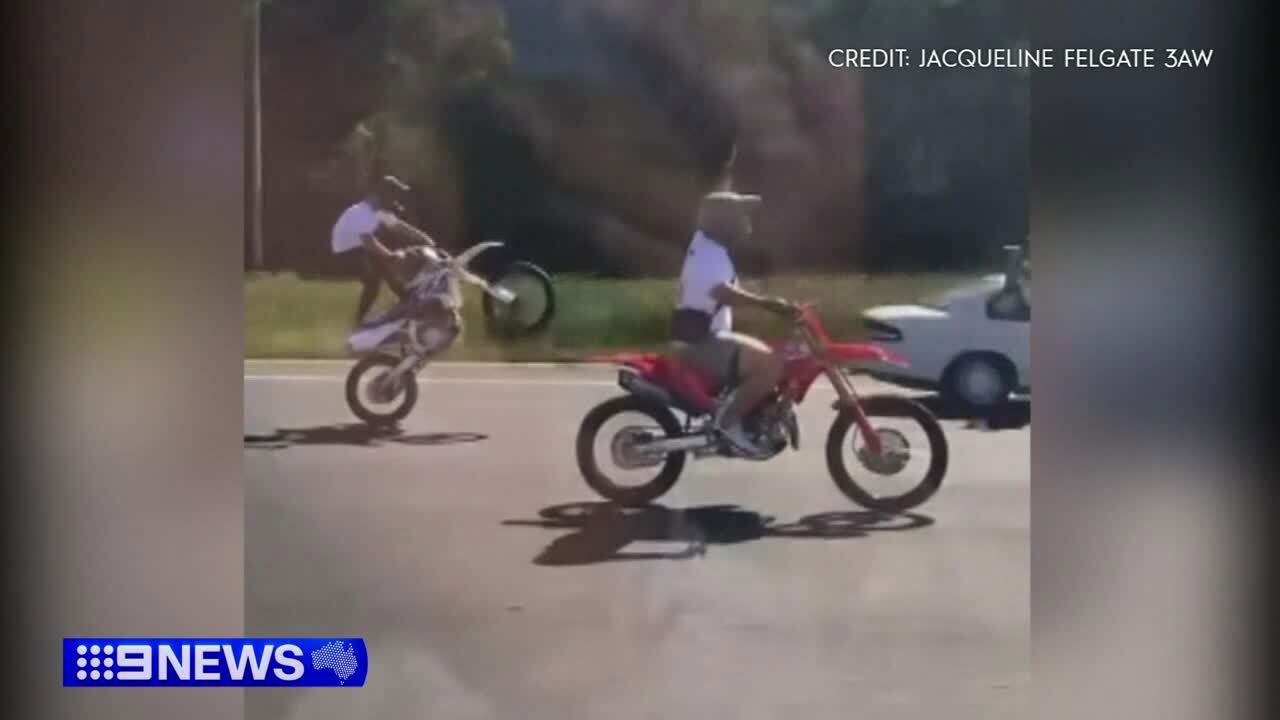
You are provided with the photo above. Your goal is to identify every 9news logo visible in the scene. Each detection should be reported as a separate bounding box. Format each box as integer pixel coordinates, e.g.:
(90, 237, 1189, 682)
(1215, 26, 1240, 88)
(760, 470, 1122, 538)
(63, 638, 368, 687)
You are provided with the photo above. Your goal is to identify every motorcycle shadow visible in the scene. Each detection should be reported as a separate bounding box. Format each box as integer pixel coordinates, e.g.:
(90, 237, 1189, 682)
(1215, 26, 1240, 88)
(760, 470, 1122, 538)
(503, 502, 934, 566)
(244, 423, 487, 450)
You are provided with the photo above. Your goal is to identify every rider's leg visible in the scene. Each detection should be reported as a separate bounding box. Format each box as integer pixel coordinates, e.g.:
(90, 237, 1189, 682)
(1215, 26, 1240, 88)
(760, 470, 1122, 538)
(355, 253, 383, 326)
(383, 262, 408, 301)
(718, 333, 783, 429)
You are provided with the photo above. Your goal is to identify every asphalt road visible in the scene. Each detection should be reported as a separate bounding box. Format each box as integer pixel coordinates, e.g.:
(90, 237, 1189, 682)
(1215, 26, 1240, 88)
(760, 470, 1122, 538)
(244, 361, 1028, 720)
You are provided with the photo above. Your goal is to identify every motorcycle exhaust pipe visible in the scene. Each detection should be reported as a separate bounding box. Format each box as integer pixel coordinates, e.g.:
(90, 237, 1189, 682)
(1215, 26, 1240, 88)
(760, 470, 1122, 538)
(618, 371, 676, 407)
(637, 435, 713, 454)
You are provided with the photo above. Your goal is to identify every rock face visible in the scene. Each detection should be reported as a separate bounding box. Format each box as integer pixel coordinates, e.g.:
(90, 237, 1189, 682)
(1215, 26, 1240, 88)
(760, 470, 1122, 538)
(492, 0, 871, 274)
(492, 0, 1026, 272)
(259, 0, 1027, 274)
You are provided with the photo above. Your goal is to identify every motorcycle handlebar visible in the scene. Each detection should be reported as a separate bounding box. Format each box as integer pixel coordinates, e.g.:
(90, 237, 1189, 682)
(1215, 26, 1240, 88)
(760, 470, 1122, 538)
(788, 301, 834, 346)
(785, 300, 817, 323)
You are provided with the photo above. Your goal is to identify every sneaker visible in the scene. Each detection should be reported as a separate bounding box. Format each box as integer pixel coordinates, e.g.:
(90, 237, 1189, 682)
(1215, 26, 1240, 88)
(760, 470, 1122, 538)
(718, 422, 768, 458)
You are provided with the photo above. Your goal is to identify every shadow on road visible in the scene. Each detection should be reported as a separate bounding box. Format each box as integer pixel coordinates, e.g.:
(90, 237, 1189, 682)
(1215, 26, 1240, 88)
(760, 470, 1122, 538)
(503, 502, 934, 565)
(913, 395, 1030, 431)
(244, 423, 487, 450)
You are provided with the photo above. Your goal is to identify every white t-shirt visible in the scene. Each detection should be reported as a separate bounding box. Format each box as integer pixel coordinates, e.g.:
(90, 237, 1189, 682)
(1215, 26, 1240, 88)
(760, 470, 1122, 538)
(676, 231, 736, 334)
(331, 201, 397, 254)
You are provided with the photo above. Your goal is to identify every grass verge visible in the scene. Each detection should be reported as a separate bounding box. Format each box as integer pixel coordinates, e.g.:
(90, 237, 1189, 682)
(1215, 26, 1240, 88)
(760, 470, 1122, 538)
(244, 273, 973, 361)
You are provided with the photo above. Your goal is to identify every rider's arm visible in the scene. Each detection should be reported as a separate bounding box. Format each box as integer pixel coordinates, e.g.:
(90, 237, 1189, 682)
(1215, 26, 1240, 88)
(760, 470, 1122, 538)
(710, 282, 793, 315)
(385, 217, 438, 247)
(359, 233, 400, 261)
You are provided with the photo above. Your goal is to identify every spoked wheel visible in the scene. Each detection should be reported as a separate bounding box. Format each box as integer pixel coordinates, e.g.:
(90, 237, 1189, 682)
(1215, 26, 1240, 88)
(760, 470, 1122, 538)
(575, 396, 687, 507)
(826, 396, 949, 513)
(482, 261, 555, 337)
(344, 354, 419, 427)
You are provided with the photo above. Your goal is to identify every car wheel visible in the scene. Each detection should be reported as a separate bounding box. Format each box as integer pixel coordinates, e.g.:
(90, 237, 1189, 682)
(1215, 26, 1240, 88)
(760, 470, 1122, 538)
(942, 353, 1014, 411)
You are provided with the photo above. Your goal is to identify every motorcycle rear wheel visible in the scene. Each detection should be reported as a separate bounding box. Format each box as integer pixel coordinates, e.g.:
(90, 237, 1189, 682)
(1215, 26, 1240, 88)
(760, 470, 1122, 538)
(826, 395, 949, 513)
(345, 354, 419, 427)
(576, 396, 686, 507)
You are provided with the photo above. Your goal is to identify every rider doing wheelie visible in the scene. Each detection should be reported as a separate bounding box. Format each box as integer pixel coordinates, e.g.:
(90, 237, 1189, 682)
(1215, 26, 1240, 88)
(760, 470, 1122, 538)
(331, 175, 459, 353)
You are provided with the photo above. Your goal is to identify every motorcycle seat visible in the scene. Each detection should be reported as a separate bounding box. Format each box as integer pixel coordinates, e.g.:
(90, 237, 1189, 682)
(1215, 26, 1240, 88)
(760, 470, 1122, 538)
(602, 352, 722, 415)
(652, 356, 721, 412)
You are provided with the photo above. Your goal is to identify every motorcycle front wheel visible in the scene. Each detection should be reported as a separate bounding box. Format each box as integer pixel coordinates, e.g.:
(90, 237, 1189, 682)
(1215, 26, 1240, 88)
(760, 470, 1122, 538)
(345, 354, 419, 427)
(825, 395, 949, 513)
(481, 261, 555, 337)
(576, 396, 687, 507)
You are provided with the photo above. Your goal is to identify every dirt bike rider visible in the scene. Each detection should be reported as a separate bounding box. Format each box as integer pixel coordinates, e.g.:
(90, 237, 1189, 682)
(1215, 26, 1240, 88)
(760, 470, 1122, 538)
(331, 175, 459, 351)
(670, 187, 802, 458)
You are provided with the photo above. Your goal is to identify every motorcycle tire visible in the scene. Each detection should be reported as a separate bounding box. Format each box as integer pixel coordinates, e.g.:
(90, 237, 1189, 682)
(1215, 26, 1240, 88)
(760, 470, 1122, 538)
(345, 354, 418, 427)
(481, 261, 555, 337)
(825, 395, 949, 513)
(576, 395, 686, 507)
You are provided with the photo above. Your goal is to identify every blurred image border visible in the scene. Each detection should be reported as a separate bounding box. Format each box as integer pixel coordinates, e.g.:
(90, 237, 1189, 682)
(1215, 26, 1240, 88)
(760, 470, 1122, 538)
(4, 1, 1270, 719)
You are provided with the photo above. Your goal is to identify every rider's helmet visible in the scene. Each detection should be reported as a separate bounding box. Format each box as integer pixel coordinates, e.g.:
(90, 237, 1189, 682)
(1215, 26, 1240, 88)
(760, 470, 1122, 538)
(696, 190, 762, 247)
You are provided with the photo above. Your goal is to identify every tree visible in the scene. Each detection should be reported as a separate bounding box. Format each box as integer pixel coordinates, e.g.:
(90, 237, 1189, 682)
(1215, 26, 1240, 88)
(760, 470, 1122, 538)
(257, 0, 513, 270)
(253, 0, 1028, 273)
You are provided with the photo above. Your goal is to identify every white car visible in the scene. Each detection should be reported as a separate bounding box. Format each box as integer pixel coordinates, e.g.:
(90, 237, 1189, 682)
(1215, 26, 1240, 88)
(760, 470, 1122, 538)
(859, 272, 1030, 409)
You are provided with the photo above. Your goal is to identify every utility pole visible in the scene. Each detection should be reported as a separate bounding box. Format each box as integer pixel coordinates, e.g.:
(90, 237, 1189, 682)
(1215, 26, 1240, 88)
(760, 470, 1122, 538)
(248, 0, 265, 269)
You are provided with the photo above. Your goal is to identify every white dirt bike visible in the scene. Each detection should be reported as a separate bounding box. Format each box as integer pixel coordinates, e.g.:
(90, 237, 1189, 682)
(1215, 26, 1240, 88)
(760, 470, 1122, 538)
(344, 241, 554, 426)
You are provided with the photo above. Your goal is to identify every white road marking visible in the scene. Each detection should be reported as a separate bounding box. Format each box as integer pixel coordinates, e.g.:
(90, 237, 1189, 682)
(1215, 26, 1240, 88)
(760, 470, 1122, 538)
(245, 360, 612, 369)
(243, 374, 844, 393)
(244, 375, 617, 387)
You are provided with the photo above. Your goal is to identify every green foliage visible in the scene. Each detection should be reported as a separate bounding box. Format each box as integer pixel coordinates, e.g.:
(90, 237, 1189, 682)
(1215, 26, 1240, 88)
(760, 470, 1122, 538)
(367, 2, 509, 187)
(244, 272, 973, 360)
(257, 0, 1029, 274)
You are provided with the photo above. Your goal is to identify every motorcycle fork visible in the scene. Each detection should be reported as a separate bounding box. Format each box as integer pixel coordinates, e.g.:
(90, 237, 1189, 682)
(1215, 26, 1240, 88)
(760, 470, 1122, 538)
(392, 318, 452, 380)
(825, 364, 884, 456)
(389, 353, 421, 381)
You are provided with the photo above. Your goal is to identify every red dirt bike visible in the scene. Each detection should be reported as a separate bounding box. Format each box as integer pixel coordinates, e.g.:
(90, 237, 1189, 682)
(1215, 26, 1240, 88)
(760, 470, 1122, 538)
(576, 304, 949, 513)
